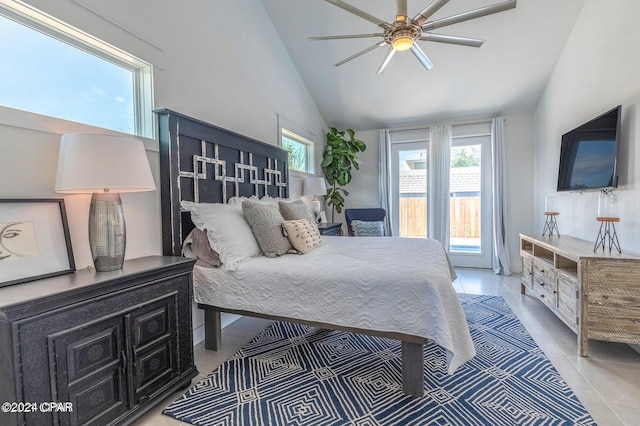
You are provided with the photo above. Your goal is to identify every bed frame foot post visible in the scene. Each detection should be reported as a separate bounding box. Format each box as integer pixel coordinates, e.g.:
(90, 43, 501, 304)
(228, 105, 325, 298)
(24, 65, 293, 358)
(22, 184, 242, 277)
(401, 342, 424, 397)
(204, 308, 222, 351)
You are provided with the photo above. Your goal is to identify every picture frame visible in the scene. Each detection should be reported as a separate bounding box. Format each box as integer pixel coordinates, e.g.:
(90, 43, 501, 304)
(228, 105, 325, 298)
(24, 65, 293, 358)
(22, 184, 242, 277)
(319, 210, 327, 223)
(0, 199, 75, 288)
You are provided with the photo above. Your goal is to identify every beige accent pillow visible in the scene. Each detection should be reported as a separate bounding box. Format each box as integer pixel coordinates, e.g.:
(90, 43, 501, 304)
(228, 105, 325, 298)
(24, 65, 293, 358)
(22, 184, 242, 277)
(242, 200, 293, 257)
(282, 219, 322, 254)
(279, 200, 315, 223)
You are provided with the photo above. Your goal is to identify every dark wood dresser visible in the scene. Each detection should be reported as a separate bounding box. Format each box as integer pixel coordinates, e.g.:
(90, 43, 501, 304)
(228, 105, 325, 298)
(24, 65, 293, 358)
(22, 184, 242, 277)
(0, 256, 197, 426)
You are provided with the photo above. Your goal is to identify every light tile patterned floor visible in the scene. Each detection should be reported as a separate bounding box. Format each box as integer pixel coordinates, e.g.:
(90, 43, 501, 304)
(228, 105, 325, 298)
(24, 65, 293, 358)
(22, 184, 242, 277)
(134, 269, 640, 426)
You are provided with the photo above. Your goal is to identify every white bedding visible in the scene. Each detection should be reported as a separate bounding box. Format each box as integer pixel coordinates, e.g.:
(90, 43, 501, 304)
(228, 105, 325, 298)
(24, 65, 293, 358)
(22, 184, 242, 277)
(193, 236, 476, 374)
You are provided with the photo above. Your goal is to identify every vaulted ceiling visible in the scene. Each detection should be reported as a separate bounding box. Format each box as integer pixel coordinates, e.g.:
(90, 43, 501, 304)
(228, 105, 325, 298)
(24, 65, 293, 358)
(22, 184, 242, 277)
(261, 0, 585, 130)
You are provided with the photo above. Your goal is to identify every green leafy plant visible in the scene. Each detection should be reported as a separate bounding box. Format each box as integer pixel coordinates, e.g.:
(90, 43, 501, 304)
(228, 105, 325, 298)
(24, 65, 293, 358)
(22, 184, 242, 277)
(321, 127, 366, 222)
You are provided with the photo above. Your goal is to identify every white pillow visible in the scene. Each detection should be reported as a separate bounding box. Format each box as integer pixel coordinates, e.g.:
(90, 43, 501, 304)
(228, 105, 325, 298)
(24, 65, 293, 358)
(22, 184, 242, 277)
(181, 201, 261, 270)
(227, 195, 258, 205)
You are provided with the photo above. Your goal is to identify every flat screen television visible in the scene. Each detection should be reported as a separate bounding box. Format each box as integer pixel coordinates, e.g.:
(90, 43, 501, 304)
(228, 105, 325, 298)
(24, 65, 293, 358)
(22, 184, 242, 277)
(557, 105, 621, 192)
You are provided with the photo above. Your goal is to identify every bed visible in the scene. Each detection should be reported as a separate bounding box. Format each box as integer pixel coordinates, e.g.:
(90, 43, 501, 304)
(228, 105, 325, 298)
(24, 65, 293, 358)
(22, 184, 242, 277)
(156, 109, 475, 397)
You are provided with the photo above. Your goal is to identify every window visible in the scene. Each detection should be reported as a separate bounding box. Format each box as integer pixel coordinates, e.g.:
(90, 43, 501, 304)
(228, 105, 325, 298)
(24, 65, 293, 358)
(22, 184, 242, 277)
(278, 116, 315, 174)
(281, 129, 314, 173)
(0, 3, 153, 137)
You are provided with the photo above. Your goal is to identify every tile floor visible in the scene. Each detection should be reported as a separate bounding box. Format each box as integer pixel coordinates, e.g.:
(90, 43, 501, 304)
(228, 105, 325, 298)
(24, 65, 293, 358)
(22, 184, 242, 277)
(134, 269, 640, 426)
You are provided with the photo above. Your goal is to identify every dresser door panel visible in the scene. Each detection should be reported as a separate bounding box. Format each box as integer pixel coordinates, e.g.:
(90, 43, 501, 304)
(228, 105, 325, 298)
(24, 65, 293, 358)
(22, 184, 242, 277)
(51, 316, 128, 426)
(128, 294, 179, 403)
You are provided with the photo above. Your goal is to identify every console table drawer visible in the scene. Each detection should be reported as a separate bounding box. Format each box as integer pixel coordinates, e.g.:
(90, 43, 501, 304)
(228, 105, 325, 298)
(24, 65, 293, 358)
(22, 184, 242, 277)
(535, 288, 556, 310)
(533, 258, 555, 283)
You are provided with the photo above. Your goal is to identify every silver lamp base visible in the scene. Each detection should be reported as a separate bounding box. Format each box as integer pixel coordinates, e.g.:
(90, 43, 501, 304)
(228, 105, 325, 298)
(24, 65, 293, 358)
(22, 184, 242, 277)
(89, 192, 126, 272)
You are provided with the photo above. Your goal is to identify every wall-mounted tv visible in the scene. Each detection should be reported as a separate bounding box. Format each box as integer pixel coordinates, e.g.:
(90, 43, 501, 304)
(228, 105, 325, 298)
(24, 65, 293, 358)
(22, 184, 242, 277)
(557, 105, 621, 192)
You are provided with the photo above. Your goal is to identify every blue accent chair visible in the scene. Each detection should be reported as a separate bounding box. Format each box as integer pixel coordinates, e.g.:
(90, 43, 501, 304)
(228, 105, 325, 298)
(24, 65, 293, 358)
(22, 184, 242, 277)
(344, 208, 387, 236)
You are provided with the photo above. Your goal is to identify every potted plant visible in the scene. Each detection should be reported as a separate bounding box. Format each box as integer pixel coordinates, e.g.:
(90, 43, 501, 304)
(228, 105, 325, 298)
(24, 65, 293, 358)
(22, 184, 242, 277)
(321, 127, 366, 222)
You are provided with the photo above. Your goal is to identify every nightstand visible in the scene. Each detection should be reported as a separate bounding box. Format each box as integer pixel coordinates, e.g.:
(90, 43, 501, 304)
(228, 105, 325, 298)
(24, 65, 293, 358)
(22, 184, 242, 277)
(318, 222, 343, 236)
(0, 256, 198, 426)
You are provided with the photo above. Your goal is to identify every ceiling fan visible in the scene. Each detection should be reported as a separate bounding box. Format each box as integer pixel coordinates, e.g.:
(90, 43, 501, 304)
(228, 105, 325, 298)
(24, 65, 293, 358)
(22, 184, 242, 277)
(310, 0, 517, 74)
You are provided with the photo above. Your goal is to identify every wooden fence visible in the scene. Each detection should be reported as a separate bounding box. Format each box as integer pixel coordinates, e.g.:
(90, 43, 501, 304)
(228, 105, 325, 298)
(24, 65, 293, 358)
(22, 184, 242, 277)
(399, 196, 480, 238)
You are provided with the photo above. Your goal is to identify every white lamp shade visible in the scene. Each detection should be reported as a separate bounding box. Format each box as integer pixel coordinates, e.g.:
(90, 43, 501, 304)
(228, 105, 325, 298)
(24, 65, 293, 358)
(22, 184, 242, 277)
(55, 133, 156, 193)
(303, 177, 327, 196)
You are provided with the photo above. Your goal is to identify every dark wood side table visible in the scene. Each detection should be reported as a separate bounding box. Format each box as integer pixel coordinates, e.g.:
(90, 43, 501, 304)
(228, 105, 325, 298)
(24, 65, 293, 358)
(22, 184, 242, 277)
(0, 256, 197, 426)
(318, 222, 343, 236)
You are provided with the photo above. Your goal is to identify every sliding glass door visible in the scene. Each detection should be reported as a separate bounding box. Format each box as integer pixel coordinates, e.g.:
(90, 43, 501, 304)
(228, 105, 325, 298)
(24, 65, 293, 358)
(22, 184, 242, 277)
(447, 135, 492, 268)
(389, 124, 492, 269)
(391, 142, 428, 237)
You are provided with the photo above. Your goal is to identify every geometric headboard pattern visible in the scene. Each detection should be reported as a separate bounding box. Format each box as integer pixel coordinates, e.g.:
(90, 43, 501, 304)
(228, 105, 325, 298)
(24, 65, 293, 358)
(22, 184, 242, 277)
(155, 109, 289, 256)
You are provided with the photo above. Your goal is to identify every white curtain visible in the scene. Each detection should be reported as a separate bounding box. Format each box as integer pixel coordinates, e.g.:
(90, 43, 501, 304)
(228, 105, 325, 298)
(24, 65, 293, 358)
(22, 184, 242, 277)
(429, 125, 452, 247)
(491, 117, 512, 275)
(378, 129, 393, 236)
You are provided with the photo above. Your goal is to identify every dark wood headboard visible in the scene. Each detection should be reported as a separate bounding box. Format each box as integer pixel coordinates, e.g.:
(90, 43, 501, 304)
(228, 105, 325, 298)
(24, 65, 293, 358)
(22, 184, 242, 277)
(155, 109, 289, 256)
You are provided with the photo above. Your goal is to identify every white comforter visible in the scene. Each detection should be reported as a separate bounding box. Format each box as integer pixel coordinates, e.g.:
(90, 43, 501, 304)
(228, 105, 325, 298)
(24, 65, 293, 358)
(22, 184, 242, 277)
(193, 236, 475, 374)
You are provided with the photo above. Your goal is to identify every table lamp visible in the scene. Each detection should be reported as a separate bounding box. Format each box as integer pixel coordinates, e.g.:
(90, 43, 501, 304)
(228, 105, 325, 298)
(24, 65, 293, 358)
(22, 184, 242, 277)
(55, 133, 156, 271)
(303, 177, 327, 221)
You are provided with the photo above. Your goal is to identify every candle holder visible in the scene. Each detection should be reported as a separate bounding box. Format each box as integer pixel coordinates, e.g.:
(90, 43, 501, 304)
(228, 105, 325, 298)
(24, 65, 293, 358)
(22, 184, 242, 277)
(542, 196, 559, 237)
(542, 213, 560, 237)
(593, 190, 621, 253)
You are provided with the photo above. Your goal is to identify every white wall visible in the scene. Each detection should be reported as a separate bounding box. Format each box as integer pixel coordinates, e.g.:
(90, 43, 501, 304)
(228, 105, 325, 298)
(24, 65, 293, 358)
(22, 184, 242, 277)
(0, 0, 326, 337)
(534, 0, 640, 252)
(343, 115, 535, 273)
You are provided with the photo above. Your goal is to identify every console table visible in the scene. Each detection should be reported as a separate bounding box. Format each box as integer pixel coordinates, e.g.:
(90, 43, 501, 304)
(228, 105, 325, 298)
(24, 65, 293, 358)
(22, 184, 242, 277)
(0, 256, 197, 426)
(520, 233, 640, 356)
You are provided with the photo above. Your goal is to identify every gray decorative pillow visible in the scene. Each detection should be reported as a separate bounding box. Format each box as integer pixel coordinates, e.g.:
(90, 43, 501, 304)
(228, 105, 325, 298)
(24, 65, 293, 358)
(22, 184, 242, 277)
(242, 200, 293, 257)
(282, 219, 322, 254)
(351, 220, 385, 237)
(279, 200, 315, 223)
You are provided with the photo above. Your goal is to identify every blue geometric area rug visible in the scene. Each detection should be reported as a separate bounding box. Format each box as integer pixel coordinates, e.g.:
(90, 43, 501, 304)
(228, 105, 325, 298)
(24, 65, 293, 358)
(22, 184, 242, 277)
(164, 294, 596, 425)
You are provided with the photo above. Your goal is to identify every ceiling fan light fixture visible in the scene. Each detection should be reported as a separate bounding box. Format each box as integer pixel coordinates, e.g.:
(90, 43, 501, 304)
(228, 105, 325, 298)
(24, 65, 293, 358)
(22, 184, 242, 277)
(392, 36, 413, 51)
(391, 31, 414, 51)
(315, 0, 517, 72)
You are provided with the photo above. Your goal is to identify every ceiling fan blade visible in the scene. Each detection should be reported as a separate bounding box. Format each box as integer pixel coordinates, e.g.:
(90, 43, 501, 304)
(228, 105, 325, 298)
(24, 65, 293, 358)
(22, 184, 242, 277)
(422, 0, 517, 31)
(325, 0, 391, 29)
(309, 33, 384, 41)
(420, 33, 484, 47)
(397, 0, 408, 20)
(335, 41, 387, 67)
(376, 47, 396, 74)
(412, 0, 450, 26)
(410, 44, 434, 71)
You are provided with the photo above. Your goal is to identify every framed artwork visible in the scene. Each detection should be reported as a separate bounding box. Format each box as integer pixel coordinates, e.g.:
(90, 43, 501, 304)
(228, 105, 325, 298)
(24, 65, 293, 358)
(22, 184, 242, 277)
(319, 211, 327, 223)
(0, 199, 75, 287)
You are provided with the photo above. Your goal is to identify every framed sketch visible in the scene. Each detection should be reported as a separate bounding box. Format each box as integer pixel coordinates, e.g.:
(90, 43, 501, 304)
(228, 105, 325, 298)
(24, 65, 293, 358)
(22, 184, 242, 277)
(319, 210, 327, 223)
(0, 199, 75, 287)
